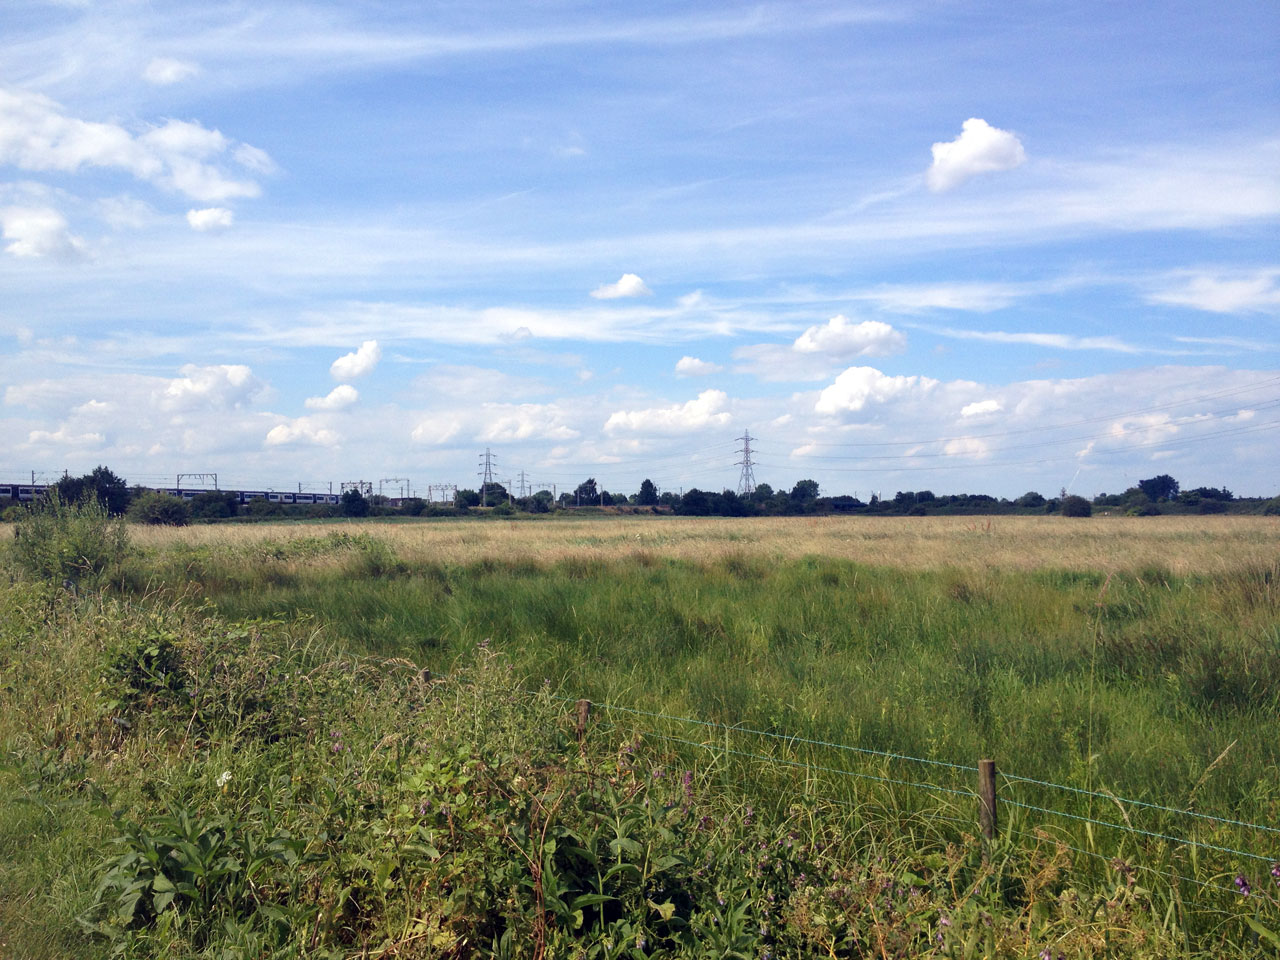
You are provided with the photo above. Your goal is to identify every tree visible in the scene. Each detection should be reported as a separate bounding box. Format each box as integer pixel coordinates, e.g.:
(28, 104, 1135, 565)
(751, 483, 774, 502)
(340, 489, 369, 517)
(677, 488, 712, 516)
(455, 488, 481, 508)
(1016, 491, 1046, 509)
(480, 481, 508, 505)
(573, 478, 599, 504)
(53, 465, 132, 514)
(790, 479, 820, 502)
(637, 478, 659, 506)
(1138, 474, 1179, 502)
(1060, 495, 1092, 517)
(127, 491, 191, 526)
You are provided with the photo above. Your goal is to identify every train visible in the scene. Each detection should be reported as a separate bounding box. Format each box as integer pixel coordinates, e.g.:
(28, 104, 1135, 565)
(0, 483, 341, 506)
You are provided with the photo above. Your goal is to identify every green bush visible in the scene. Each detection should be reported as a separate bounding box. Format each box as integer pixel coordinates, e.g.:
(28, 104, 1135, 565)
(10, 490, 129, 584)
(1060, 494, 1092, 517)
(127, 491, 192, 526)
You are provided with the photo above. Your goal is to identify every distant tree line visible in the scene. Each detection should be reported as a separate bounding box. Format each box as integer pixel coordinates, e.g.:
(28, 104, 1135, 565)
(2, 467, 1278, 525)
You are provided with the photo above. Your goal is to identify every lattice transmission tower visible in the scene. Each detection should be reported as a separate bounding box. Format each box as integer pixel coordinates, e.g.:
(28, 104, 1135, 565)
(478, 448, 497, 506)
(736, 431, 757, 496)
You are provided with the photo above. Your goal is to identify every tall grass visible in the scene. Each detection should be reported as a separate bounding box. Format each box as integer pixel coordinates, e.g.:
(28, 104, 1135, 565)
(6, 515, 1280, 956)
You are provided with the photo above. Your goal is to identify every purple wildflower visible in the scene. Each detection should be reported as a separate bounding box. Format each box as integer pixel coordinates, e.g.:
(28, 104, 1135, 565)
(1235, 874, 1251, 896)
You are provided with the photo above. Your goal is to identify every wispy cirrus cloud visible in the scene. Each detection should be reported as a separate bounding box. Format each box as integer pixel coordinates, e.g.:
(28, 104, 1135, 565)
(1146, 268, 1280, 314)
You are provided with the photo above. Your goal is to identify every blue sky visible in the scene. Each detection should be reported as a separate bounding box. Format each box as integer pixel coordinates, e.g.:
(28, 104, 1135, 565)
(2, 0, 1277, 499)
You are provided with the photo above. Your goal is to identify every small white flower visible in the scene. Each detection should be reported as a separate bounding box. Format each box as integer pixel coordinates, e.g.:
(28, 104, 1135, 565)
(216, 770, 232, 789)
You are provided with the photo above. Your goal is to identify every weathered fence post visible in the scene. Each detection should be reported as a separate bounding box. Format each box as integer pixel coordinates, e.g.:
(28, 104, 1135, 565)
(978, 758, 998, 855)
(575, 699, 592, 742)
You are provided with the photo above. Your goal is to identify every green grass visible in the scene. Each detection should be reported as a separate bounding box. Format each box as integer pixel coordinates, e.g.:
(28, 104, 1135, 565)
(4, 517, 1280, 957)
(161, 544, 1280, 822)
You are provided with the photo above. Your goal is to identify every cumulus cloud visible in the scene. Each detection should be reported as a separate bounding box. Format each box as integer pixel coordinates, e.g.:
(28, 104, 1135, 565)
(604, 389, 732, 434)
(410, 418, 463, 446)
(158, 363, 265, 410)
(330, 340, 381, 379)
(186, 206, 234, 231)
(675, 356, 723, 377)
(0, 205, 84, 258)
(265, 417, 339, 447)
(960, 399, 1001, 417)
(477, 403, 580, 443)
(794, 316, 907, 356)
(590, 273, 652, 299)
(814, 367, 939, 415)
(1147, 269, 1280, 314)
(143, 58, 199, 86)
(0, 87, 269, 203)
(735, 317, 907, 381)
(927, 118, 1026, 192)
(304, 384, 359, 410)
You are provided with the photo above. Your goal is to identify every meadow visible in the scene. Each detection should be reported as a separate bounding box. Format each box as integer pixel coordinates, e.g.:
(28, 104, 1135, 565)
(3, 512, 1279, 957)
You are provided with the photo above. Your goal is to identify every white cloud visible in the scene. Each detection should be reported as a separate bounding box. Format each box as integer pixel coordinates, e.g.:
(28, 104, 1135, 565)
(304, 384, 359, 410)
(1147, 268, 1280, 314)
(0, 205, 84, 258)
(265, 417, 339, 448)
(410, 418, 463, 446)
(590, 273, 652, 299)
(0, 87, 269, 203)
(923, 324, 1146, 354)
(943, 437, 990, 458)
(330, 340, 381, 379)
(734, 317, 907, 381)
(793, 316, 907, 357)
(186, 207, 234, 231)
(927, 118, 1026, 192)
(604, 389, 732, 434)
(158, 363, 265, 410)
(477, 403, 581, 443)
(814, 366, 939, 415)
(27, 424, 104, 446)
(851, 282, 1026, 313)
(675, 355, 723, 376)
(960, 399, 1001, 417)
(143, 58, 199, 86)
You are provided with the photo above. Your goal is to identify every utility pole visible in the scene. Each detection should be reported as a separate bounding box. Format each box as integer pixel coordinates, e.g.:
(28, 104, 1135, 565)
(735, 431, 757, 496)
(517, 470, 530, 498)
(478, 448, 496, 506)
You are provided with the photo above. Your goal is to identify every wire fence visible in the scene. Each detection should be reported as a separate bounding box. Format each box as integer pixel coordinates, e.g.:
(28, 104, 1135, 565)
(530, 689, 1280, 884)
(41, 579, 1280, 890)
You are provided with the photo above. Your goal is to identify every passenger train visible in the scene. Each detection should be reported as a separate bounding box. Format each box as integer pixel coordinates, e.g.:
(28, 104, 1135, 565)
(0, 483, 341, 506)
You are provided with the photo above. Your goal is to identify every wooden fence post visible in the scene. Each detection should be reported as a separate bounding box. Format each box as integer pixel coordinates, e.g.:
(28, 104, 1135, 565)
(978, 758, 998, 854)
(575, 699, 592, 742)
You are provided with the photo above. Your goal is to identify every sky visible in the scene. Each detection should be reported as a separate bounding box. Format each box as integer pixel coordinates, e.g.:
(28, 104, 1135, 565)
(1, 0, 1278, 501)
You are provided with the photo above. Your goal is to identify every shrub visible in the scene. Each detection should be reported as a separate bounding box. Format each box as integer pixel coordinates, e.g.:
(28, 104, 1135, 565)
(127, 491, 192, 526)
(1060, 495, 1092, 517)
(10, 490, 129, 584)
(190, 490, 239, 520)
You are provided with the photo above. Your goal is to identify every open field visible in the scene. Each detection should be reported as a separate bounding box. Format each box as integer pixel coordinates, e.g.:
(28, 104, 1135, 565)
(121, 513, 1280, 574)
(4, 512, 1280, 957)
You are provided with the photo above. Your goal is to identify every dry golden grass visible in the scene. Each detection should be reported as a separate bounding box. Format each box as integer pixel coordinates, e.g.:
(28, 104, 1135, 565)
(119, 513, 1280, 574)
